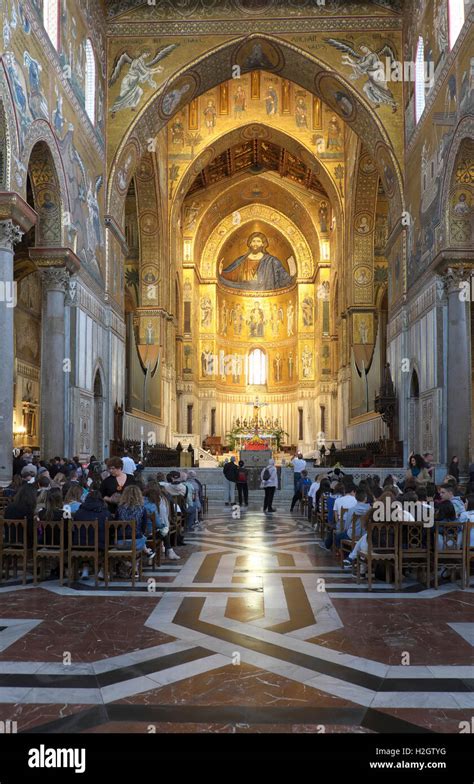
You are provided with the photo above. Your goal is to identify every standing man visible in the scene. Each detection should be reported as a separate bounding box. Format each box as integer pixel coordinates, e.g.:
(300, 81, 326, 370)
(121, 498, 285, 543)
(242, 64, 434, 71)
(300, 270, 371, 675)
(223, 456, 238, 505)
(121, 449, 137, 476)
(236, 460, 249, 507)
(261, 459, 278, 513)
(290, 451, 306, 494)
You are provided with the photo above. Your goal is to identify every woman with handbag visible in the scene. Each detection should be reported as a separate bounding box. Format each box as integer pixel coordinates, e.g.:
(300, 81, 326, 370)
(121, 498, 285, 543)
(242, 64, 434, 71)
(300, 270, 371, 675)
(260, 459, 278, 513)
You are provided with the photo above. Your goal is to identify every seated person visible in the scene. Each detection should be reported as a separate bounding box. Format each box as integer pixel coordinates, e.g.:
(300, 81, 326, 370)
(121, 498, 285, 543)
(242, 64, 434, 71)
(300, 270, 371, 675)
(320, 484, 357, 550)
(438, 484, 465, 519)
(63, 484, 83, 515)
(144, 486, 180, 560)
(116, 485, 152, 559)
(335, 488, 371, 548)
(4, 482, 37, 548)
(73, 490, 112, 579)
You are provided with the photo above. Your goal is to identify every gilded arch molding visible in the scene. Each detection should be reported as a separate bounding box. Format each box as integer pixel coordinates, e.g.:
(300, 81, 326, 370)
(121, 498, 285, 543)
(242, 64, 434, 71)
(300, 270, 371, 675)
(107, 34, 404, 230)
(439, 117, 474, 252)
(22, 121, 70, 247)
(189, 173, 322, 271)
(171, 122, 343, 225)
(200, 203, 314, 281)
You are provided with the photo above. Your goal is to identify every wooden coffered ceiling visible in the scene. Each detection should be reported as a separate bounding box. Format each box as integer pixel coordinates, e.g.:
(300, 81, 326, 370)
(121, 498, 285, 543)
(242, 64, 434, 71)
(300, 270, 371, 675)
(187, 139, 328, 198)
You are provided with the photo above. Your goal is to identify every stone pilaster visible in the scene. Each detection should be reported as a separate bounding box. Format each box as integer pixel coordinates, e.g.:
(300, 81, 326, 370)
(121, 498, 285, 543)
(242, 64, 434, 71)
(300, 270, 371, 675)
(443, 266, 473, 473)
(0, 194, 36, 483)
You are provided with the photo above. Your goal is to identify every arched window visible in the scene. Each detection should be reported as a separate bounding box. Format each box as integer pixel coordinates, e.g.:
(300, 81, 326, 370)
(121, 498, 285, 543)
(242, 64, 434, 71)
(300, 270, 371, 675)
(448, 0, 465, 48)
(248, 349, 267, 385)
(84, 39, 96, 123)
(43, 0, 59, 50)
(415, 37, 425, 123)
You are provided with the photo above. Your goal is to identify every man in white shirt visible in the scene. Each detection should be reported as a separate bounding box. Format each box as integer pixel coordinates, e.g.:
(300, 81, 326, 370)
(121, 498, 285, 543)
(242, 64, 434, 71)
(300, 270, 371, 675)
(308, 475, 322, 522)
(333, 485, 358, 520)
(121, 450, 137, 476)
(319, 484, 358, 550)
(291, 452, 307, 493)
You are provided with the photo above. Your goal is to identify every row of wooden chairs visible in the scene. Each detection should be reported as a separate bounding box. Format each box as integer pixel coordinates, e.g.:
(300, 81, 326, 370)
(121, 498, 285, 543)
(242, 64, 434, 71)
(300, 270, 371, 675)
(311, 500, 474, 591)
(0, 511, 184, 589)
(356, 520, 474, 591)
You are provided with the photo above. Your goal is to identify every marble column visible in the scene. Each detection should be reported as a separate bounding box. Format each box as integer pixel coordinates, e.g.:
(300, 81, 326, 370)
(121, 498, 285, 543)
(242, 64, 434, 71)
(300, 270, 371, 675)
(444, 267, 472, 472)
(40, 268, 69, 459)
(0, 220, 23, 483)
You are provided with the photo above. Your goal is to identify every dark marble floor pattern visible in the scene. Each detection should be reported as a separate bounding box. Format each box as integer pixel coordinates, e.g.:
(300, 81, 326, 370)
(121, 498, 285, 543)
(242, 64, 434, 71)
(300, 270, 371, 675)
(0, 500, 473, 733)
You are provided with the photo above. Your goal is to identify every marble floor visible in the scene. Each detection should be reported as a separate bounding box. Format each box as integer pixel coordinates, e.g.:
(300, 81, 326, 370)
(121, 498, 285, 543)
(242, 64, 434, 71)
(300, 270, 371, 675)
(0, 500, 473, 734)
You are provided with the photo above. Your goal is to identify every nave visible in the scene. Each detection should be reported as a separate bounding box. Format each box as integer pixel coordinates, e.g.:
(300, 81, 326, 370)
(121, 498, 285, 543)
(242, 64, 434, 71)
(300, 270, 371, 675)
(1, 501, 472, 735)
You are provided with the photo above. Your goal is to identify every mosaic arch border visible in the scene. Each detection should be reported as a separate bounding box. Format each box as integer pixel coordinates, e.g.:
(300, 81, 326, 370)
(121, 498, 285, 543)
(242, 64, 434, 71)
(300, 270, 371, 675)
(107, 34, 404, 230)
(439, 115, 474, 252)
(190, 174, 322, 272)
(22, 120, 71, 247)
(0, 64, 21, 190)
(200, 203, 314, 282)
(170, 120, 343, 231)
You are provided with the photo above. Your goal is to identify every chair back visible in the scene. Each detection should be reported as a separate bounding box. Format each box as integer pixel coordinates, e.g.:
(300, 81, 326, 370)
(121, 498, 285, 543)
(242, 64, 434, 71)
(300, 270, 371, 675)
(367, 521, 399, 553)
(435, 521, 465, 554)
(70, 520, 99, 552)
(401, 520, 430, 553)
(34, 519, 64, 552)
(337, 507, 348, 534)
(106, 518, 137, 552)
(350, 514, 366, 545)
(0, 496, 9, 515)
(2, 518, 27, 549)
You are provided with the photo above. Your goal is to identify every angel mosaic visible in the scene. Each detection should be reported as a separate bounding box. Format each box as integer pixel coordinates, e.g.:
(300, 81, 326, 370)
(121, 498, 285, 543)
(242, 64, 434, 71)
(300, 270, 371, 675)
(109, 45, 178, 115)
(325, 39, 398, 112)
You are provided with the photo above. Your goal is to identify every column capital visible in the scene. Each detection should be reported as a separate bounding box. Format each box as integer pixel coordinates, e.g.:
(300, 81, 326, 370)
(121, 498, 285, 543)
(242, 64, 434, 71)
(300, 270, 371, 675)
(28, 246, 81, 274)
(0, 192, 37, 238)
(0, 219, 24, 252)
(441, 265, 473, 296)
(40, 267, 70, 291)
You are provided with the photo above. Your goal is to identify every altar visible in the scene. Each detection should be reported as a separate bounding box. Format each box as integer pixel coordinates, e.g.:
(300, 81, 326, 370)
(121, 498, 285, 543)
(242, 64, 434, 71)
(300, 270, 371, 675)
(239, 448, 272, 468)
(229, 397, 288, 456)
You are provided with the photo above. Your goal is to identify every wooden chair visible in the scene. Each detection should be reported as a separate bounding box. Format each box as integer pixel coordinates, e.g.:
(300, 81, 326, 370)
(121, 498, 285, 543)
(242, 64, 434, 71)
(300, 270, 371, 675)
(299, 495, 309, 516)
(104, 519, 142, 589)
(33, 519, 64, 585)
(357, 522, 400, 591)
(339, 513, 365, 570)
(0, 496, 10, 516)
(433, 521, 466, 589)
(68, 520, 99, 587)
(399, 521, 431, 589)
(0, 518, 28, 585)
(201, 484, 209, 515)
(333, 506, 348, 553)
(169, 501, 182, 547)
(465, 521, 474, 588)
(145, 511, 161, 568)
(316, 495, 328, 539)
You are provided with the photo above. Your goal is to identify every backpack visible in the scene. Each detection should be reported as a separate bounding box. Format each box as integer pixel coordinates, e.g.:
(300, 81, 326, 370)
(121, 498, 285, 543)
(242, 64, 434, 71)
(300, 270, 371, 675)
(262, 468, 270, 481)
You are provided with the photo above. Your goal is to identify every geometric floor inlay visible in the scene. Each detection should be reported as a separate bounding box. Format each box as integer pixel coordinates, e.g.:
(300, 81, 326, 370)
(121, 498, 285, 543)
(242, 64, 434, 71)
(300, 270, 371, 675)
(0, 502, 473, 733)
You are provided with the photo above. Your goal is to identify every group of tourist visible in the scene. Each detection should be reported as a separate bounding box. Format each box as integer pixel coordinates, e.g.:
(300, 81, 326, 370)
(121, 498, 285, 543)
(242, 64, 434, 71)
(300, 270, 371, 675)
(3, 450, 205, 581)
(296, 457, 474, 579)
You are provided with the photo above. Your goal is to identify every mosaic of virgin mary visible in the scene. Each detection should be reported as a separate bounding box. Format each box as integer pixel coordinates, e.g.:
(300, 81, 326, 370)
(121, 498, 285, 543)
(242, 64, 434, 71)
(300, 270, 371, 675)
(218, 232, 294, 291)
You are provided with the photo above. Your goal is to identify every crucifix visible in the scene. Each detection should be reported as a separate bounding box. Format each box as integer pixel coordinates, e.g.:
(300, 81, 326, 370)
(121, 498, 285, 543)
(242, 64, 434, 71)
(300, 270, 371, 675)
(245, 396, 268, 433)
